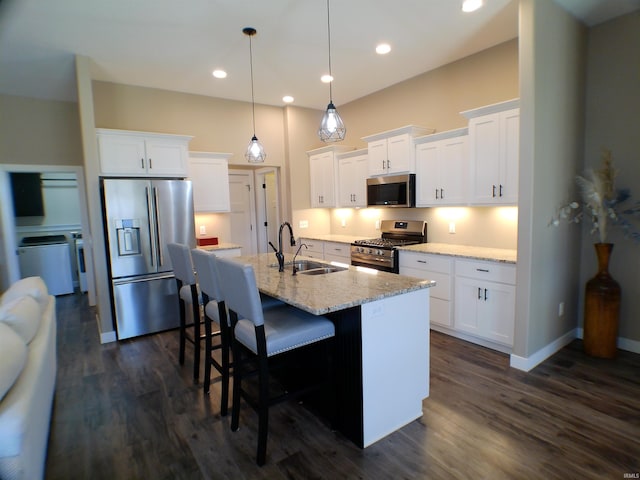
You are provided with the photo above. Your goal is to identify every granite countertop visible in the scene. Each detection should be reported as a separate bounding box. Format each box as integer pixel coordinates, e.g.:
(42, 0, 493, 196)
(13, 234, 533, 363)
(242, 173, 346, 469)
(399, 242, 517, 264)
(230, 253, 435, 315)
(198, 242, 242, 252)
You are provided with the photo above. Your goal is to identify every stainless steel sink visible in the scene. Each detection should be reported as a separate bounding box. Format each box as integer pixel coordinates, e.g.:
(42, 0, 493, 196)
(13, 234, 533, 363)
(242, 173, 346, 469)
(269, 260, 347, 275)
(298, 266, 346, 275)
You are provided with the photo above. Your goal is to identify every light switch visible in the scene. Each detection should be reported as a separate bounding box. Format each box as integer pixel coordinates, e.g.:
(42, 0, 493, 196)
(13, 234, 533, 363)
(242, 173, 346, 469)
(199, 225, 206, 235)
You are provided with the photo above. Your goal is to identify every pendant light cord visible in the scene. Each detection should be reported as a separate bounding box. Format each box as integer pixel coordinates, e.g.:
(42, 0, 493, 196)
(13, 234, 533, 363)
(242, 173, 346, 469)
(326, 0, 333, 103)
(248, 33, 257, 136)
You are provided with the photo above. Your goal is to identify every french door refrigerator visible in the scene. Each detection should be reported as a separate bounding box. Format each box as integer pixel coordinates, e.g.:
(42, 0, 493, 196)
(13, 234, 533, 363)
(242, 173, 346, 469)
(101, 178, 195, 339)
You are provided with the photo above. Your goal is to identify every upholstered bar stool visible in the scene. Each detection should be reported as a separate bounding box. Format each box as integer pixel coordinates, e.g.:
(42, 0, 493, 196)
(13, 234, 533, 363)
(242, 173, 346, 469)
(167, 243, 203, 383)
(215, 256, 335, 466)
(190, 249, 230, 414)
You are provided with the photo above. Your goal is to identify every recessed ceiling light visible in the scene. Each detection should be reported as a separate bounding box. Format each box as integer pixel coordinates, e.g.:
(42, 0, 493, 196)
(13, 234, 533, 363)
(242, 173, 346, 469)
(212, 69, 227, 79)
(462, 0, 483, 12)
(282, 95, 294, 103)
(321, 74, 333, 83)
(376, 43, 391, 55)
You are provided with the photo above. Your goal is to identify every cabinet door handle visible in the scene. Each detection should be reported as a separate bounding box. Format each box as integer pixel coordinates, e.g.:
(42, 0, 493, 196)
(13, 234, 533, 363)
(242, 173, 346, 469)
(476, 268, 490, 273)
(141, 158, 145, 169)
(478, 287, 482, 299)
(435, 188, 439, 199)
(499, 184, 503, 197)
(417, 259, 427, 264)
(382, 160, 386, 170)
(440, 188, 444, 199)
(149, 158, 152, 169)
(386, 159, 390, 169)
(492, 185, 497, 197)
(484, 288, 488, 301)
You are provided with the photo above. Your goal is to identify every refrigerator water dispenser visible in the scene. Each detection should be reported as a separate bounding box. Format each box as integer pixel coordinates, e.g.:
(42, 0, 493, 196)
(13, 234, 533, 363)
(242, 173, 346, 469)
(115, 219, 141, 256)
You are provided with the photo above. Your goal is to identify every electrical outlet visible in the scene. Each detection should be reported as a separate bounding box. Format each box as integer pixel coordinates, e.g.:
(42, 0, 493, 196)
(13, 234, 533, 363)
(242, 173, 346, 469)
(558, 302, 565, 317)
(341, 219, 346, 228)
(449, 222, 456, 234)
(375, 220, 381, 230)
(199, 225, 206, 235)
(299, 220, 309, 229)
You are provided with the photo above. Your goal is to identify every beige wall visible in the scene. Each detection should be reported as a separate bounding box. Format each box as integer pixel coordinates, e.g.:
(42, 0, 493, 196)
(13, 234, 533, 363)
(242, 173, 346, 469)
(92, 81, 286, 167)
(337, 39, 519, 149)
(0, 94, 83, 166)
(580, 12, 640, 343)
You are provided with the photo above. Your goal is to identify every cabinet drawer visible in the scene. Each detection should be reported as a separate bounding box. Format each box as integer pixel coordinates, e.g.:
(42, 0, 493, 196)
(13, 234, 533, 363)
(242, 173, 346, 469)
(400, 266, 450, 300)
(399, 252, 452, 274)
(299, 238, 324, 256)
(431, 297, 453, 328)
(455, 259, 516, 284)
(323, 241, 350, 257)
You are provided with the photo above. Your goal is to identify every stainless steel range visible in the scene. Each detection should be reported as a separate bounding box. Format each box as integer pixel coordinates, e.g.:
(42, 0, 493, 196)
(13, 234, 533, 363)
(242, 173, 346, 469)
(351, 220, 427, 273)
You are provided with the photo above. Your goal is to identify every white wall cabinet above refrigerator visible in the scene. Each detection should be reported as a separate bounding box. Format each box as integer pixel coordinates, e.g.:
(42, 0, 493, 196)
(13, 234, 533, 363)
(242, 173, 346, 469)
(307, 145, 354, 208)
(415, 128, 469, 207)
(363, 125, 434, 176)
(97, 128, 192, 177)
(337, 149, 368, 208)
(461, 99, 519, 205)
(188, 152, 231, 213)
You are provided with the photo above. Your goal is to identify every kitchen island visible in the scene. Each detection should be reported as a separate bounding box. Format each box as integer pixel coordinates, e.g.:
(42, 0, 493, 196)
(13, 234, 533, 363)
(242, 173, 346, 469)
(229, 253, 435, 448)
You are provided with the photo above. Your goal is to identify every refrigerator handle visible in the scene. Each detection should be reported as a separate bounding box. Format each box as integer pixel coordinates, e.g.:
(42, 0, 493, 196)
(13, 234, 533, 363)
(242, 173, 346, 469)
(153, 187, 164, 266)
(145, 186, 156, 267)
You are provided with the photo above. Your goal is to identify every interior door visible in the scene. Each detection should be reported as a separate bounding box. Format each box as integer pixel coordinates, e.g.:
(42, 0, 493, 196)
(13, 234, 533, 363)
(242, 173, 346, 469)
(228, 170, 257, 255)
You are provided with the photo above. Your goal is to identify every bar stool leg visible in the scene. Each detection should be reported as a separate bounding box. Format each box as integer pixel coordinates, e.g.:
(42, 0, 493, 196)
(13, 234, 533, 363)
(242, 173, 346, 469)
(256, 325, 269, 466)
(190, 284, 200, 383)
(219, 302, 230, 417)
(230, 311, 242, 432)
(177, 280, 186, 366)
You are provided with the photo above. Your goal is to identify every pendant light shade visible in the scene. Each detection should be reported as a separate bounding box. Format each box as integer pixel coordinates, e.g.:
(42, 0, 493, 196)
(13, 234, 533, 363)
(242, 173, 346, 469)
(318, 0, 346, 142)
(243, 27, 266, 163)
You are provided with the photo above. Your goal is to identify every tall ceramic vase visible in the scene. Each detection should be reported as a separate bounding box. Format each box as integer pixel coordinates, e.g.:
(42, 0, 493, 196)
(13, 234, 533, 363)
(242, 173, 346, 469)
(583, 243, 621, 358)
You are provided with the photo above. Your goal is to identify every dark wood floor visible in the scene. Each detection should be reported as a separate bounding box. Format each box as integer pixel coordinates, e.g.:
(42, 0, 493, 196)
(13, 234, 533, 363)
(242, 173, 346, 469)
(45, 293, 640, 479)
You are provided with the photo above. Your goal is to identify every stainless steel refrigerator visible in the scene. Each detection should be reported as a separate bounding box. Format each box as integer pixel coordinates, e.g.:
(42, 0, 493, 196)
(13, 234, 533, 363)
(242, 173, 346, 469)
(101, 178, 195, 339)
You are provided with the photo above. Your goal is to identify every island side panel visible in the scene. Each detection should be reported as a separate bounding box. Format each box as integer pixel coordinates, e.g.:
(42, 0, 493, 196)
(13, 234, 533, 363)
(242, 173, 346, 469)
(360, 288, 430, 447)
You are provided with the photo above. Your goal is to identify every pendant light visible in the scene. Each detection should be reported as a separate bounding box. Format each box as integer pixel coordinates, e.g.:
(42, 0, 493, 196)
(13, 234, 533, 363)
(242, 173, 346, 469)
(318, 0, 346, 142)
(243, 27, 266, 163)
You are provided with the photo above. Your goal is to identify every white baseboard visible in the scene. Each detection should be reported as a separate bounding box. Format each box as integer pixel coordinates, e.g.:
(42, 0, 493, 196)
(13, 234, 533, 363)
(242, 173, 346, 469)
(618, 337, 640, 354)
(510, 328, 578, 372)
(97, 313, 117, 343)
(576, 327, 640, 354)
(512, 328, 640, 371)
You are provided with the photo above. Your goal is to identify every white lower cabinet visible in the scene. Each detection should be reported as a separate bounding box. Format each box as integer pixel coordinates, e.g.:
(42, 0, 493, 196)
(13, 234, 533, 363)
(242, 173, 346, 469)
(454, 259, 516, 346)
(298, 238, 324, 259)
(400, 250, 516, 350)
(399, 252, 453, 328)
(323, 241, 351, 264)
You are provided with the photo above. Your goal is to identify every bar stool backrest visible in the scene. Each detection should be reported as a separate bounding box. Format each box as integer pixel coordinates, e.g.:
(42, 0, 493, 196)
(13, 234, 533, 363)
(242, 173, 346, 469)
(167, 243, 196, 285)
(191, 249, 223, 302)
(216, 257, 265, 328)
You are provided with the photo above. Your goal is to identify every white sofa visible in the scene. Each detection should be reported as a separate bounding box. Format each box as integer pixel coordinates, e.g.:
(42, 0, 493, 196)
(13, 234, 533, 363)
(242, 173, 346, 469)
(0, 277, 57, 480)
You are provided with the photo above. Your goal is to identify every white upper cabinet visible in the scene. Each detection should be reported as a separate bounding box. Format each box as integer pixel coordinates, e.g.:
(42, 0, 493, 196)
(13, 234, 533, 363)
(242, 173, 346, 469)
(462, 99, 519, 205)
(307, 145, 354, 208)
(415, 128, 468, 207)
(97, 129, 192, 177)
(363, 125, 434, 176)
(188, 152, 231, 213)
(337, 149, 368, 207)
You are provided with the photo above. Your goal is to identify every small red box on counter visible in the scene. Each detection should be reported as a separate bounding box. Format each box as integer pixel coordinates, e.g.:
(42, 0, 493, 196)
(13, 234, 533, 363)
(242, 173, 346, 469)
(197, 237, 219, 246)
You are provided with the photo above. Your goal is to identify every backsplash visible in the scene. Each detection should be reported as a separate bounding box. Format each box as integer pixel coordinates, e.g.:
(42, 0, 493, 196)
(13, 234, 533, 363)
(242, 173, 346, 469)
(293, 206, 518, 250)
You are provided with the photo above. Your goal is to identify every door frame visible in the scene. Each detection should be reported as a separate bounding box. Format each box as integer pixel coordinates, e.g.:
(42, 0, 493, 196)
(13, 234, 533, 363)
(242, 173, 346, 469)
(254, 167, 281, 254)
(0, 164, 95, 303)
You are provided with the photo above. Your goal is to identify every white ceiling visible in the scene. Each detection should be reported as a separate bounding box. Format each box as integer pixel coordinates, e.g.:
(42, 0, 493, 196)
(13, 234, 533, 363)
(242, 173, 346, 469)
(0, 0, 637, 110)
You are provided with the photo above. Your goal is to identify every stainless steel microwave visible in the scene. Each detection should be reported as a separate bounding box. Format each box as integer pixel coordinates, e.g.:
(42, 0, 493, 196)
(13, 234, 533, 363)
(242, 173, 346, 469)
(367, 174, 416, 208)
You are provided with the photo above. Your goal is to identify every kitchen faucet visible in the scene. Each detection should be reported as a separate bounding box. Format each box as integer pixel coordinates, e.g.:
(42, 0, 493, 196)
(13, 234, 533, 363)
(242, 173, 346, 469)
(268, 221, 296, 272)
